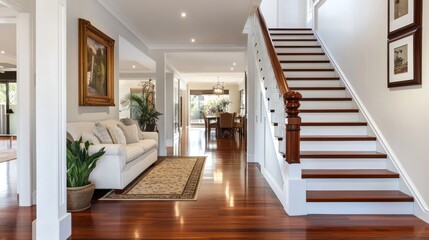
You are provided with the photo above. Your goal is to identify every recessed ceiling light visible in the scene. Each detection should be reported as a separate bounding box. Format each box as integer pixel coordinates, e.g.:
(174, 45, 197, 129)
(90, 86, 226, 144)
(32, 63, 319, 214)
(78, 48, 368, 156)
(191, 38, 195, 43)
(0, 51, 4, 54)
(233, 62, 236, 66)
(230, 67, 234, 71)
(132, 65, 136, 69)
(181, 12, 187, 18)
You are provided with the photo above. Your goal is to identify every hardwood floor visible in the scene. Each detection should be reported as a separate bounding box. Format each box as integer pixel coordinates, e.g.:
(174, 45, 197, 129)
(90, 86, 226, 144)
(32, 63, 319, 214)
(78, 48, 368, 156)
(1, 128, 429, 239)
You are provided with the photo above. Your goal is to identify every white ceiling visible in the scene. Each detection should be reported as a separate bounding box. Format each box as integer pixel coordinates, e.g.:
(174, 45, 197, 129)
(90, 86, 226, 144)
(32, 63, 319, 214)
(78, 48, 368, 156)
(180, 72, 245, 84)
(167, 52, 246, 73)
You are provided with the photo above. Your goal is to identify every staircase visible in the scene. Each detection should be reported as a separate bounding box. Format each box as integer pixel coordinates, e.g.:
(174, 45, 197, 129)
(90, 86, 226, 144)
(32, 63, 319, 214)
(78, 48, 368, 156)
(264, 27, 414, 214)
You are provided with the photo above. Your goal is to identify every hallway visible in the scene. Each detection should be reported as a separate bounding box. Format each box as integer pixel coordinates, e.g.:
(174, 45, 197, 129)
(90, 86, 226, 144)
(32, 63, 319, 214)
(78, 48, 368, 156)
(1, 128, 429, 239)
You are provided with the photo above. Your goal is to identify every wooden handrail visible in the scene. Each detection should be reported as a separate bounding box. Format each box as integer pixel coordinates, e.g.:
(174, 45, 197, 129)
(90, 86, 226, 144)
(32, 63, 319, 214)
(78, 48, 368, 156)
(256, 8, 289, 95)
(256, 8, 302, 164)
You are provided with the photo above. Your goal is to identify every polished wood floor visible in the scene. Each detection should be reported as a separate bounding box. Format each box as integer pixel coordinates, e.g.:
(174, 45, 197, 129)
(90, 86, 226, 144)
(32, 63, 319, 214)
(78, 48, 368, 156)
(1, 128, 429, 239)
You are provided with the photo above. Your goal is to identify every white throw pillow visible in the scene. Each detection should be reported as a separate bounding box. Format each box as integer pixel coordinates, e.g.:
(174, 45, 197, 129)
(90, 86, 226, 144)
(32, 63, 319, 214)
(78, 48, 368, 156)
(118, 123, 139, 144)
(93, 122, 113, 144)
(81, 132, 100, 145)
(107, 126, 126, 145)
(120, 118, 145, 140)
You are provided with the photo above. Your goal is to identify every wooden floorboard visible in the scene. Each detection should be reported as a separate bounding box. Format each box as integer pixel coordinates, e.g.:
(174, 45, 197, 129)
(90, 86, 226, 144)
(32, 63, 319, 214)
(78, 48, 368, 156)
(0, 127, 428, 239)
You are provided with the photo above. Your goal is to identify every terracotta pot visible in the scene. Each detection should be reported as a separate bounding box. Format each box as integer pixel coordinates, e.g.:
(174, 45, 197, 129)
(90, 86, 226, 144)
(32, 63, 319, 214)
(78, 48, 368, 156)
(67, 183, 95, 212)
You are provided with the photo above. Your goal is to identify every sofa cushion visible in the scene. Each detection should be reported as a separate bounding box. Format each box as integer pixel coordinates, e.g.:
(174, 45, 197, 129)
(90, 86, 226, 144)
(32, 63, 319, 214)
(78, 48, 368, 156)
(81, 132, 100, 145)
(124, 145, 144, 163)
(120, 118, 145, 140)
(93, 122, 113, 144)
(118, 124, 139, 144)
(107, 126, 126, 145)
(139, 139, 158, 152)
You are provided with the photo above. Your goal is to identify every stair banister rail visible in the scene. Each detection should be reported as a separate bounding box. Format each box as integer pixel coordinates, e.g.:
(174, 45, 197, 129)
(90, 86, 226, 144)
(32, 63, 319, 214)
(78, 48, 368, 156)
(256, 8, 302, 164)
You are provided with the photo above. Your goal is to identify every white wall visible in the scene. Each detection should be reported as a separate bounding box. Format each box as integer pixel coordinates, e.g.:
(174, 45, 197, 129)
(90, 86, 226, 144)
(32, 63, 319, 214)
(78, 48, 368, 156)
(67, 0, 149, 122)
(260, 0, 308, 28)
(315, 0, 429, 217)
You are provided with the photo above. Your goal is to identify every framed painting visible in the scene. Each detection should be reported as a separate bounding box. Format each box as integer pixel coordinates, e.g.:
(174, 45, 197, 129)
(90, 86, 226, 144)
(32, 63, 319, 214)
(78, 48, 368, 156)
(79, 18, 115, 106)
(388, 28, 421, 88)
(388, 0, 422, 37)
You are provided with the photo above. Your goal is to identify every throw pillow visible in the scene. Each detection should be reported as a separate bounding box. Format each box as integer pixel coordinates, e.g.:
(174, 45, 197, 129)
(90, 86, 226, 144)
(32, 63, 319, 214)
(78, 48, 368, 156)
(118, 123, 139, 144)
(81, 132, 100, 145)
(107, 126, 126, 145)
(93, 122, 113, 144)
(120, 118, 145, 140)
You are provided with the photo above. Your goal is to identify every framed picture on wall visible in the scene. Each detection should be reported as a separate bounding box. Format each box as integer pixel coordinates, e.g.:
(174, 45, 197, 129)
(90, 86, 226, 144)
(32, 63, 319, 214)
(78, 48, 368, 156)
(388, 0, 422, 37)
(387, 28, 421, 88)
(79, 18, 115, 106)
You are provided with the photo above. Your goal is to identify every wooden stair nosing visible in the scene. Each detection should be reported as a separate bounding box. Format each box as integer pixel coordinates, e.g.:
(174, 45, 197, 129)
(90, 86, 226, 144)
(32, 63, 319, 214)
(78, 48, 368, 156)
(277, 53, 325, 56)
(291, 87, 346, 91)
(272, 39, 317, 42)
(302, 169, 399, 179)
(287, 77, 340, 80)
(300, 151, 387, 159)
(301, 122, 367, 126)
(275, 45, 322, 48)
(269, 28, 312, 31)
(306, 190, 414, 202)
(281, 60, 330, 63)
(283, 68, 335, 72)
(270, 33, 314, 36)
(300, 109, 359, 113)
(300, 97, 352, 101)
(300, 135, 376, 141)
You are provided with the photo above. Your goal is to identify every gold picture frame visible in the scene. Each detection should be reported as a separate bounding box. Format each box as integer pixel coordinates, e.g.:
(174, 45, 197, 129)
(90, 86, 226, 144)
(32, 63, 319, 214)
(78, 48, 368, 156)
(79, 18, 115, 106)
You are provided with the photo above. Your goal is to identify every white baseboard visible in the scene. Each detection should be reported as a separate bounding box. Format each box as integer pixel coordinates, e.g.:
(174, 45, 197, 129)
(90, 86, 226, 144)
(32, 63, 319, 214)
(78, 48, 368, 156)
(315, 31, 429, 223)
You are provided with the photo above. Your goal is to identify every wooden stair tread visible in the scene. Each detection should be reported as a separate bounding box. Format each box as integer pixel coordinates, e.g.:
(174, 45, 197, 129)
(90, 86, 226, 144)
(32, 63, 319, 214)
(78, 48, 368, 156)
(300, 109, 358, 113)
(277, 53, 325, 56)
(301, 122, 367, 126)
(281, 60, 330, 63)
(301, 97, 352, 101)
(302, 169, 399, 179)
(301, 151, 387, 158)
(270, 33, 314, 36)
(272, 39, 317, 41)
(275, 45, 322, 48)
(283, 68, 335, 72)
(269, 28, 312, 31)
(301, 135, 376, 141)
(291, 87, 346, 90)
(287, 77, 339, 80)
(307, 190, 413, 202)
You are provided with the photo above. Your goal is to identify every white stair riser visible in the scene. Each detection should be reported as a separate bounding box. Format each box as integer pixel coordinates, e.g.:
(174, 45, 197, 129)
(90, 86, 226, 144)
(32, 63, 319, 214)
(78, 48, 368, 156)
(306, 179, 399, 191)
(300, 112, 359, 122)
(282, 63, 332, 69)
(278, 55, 328, 61)
(284, 71, 337, 78)
(278, 139, 286, 153)
(270, 30, 313, 34)
(299, 90, 347, 98)
(301, 141, 376, 151)
(301, 158, 387, 170)
(276, 48, 324, 53)
(307, 202, 413, 215)
(288, 80, 341, 87)
(274, 125, 284, 138)
(274, 41, 320, 46)
(271, 35, 315, 40)
(301, 126, 368, 136)
(300, 101, 353, 109)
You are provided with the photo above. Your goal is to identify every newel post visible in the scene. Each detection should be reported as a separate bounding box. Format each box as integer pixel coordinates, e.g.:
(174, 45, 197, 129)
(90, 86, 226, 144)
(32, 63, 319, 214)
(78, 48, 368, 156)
(284, 91, 302, 164)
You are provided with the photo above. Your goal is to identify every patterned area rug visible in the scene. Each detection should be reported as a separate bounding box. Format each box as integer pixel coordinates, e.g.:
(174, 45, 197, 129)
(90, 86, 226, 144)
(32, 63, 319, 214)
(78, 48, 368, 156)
(0, 149, 16, 163)
(100, 156, 206, 201)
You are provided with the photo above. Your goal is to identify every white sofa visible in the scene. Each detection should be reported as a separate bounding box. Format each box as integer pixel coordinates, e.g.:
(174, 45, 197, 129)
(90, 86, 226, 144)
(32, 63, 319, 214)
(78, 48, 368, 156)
(67, 119, 158, 190)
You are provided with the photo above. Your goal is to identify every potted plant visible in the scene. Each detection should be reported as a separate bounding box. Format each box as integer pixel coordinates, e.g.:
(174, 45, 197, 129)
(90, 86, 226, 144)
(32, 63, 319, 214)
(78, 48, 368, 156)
(67, 138, 105, 212)
(121, 93, 162, 131)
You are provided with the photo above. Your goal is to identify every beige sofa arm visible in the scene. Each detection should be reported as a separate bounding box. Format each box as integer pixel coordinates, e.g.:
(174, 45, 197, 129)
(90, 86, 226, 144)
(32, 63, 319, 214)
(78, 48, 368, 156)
(88, 144, 125, 156)
(141, 131, 158, 142)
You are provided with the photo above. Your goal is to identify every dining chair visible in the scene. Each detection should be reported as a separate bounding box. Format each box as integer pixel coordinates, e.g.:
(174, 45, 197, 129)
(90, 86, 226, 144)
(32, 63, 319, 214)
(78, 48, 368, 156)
(202, 112, 217, 135)
(219, 112, 234, 139)
(234, 115, 244, 136)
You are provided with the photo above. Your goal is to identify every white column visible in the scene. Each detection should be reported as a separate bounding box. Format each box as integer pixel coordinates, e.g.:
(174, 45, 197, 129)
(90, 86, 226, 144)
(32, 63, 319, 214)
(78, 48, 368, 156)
(152, 51, 167, 155)
(246, 27, 256, 163)
(165, 73, 174, 147)
(16, 12, 33, 207)
(33, 0, 71, 239)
